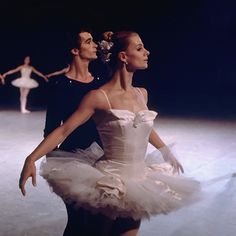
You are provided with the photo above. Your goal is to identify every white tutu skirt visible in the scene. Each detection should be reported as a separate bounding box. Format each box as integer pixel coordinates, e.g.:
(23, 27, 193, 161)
(11, 77, 38, 89)
(40, 144, 202, 220)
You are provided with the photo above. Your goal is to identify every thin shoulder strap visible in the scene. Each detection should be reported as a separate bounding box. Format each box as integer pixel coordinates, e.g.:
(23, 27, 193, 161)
(99, 89, 112, 109)
(135, 87, 147, 107)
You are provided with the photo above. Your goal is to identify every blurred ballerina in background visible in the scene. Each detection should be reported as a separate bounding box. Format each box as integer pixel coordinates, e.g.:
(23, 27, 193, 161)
(2, 56, 48, 113)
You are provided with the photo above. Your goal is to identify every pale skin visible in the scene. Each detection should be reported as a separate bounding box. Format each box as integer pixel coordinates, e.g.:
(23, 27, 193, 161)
(0, 73, 4, 85)
(46, 65, 70, 78)
(19, 34, 183, 236)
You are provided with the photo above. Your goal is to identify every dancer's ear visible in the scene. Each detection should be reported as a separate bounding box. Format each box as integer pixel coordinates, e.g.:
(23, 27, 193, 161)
(118, 51, 128, 65)
(71, 48, 79, 55)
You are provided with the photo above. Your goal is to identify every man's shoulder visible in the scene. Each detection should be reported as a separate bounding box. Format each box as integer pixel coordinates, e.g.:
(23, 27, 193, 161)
(48, 74, 67, 85)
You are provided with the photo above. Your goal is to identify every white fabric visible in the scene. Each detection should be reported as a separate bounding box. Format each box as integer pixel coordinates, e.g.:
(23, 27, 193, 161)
(40, 109, 202, 220)
(46, 142, 104, 165)
(11, 67, 38, 89)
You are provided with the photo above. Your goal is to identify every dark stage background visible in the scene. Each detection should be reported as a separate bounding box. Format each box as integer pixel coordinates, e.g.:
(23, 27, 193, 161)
(0, 0, 235, 119)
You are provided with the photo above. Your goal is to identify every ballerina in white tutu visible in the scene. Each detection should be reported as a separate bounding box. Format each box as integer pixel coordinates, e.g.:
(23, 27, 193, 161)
(2, 56, 48, 113)
(19, 31, 201, 236)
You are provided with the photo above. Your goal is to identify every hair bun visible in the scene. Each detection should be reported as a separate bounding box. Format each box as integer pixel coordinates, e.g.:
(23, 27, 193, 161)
(103, 31, 114, 42)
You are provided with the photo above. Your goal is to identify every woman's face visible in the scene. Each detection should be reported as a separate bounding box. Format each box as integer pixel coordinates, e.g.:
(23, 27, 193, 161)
(124, 35, 150, 71)
(24, 56, 30, 64)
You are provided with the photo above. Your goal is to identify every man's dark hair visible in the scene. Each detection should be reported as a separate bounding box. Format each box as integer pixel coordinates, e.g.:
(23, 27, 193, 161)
(66, 27, 93, 51)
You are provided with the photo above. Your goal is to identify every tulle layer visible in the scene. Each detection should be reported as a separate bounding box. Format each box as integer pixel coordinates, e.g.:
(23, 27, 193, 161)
(11, 77, 38, 89)
(40, 146, 202, 220)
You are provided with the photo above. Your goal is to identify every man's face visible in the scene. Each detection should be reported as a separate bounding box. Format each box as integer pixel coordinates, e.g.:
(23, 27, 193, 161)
(78, 32, 98, 61)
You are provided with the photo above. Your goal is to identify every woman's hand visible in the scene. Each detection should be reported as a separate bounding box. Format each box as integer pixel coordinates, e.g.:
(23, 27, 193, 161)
(159, 146, 184, 174)
(19, 159, 37, 196)
(43, 75, 49, 82)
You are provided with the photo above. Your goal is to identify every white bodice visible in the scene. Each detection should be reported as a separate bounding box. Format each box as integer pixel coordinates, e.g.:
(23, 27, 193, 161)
(96, 109, 157, 163)
(20, 67, 32, 78)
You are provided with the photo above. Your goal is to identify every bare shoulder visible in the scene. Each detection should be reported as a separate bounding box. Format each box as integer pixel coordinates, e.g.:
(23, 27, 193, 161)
(82, 89, 109, 110)
(136, 87, 148, 101)
(18, 65, 24, 69)
(85, 89, 105, 101)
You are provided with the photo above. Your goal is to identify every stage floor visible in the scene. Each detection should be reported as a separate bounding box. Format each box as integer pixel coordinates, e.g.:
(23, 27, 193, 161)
(0, 109, 235, 236)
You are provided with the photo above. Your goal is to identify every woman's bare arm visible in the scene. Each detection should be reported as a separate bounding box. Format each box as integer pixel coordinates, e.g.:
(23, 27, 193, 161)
(19, 90, 101, 195)
(3, 65, 23, 77)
